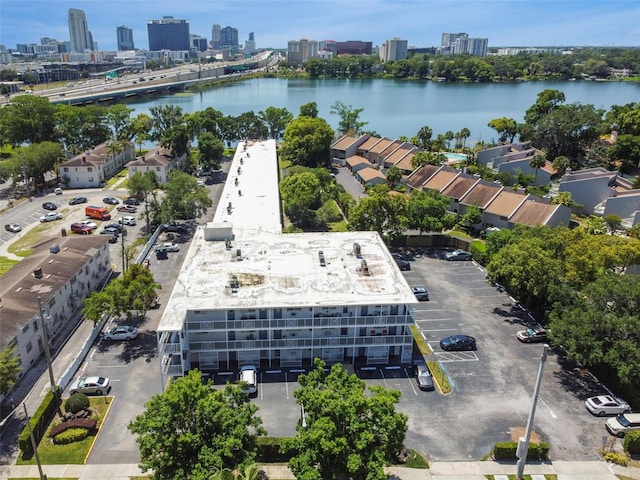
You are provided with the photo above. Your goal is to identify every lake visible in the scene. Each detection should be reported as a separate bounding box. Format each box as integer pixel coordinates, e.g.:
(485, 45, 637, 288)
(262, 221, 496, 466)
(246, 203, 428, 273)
(125, 78, 639, 144)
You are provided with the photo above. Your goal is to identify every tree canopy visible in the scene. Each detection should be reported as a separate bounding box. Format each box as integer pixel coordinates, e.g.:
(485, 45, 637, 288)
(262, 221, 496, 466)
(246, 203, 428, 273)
(282, 359, 407, 480)
(279, 116, 334, 168)
(0, 344, 21, 396)
(129, 369, 265, 480)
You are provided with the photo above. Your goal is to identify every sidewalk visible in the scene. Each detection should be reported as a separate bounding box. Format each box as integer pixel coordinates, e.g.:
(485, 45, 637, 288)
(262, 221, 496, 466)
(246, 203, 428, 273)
(1, 460, 639, 480)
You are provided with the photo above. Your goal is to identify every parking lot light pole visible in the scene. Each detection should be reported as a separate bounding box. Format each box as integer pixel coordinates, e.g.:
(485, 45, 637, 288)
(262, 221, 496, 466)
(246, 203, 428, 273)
(516, 343, 549, 480)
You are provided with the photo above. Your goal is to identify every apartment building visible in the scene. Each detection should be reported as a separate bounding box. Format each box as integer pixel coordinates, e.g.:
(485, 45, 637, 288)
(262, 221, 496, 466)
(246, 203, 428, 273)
(157, 140, 416, 383)
(60, 141, 135, 188)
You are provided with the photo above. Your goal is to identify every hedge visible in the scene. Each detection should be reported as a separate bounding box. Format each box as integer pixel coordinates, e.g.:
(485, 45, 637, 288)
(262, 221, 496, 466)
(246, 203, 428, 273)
(624, 431, 640, 454)
(257, 437, 294, 462)
(53, 427, 90, 445)
(18, 388, 61, 457)
(50, 417, 97, 438)
(493, 441, 550, 460)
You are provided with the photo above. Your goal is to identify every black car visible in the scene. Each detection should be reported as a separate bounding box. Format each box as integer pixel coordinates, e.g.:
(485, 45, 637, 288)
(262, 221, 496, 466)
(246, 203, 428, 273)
(162, 223, 186, 233)
(69, 196, 88, 205)
(440, 334, 477, 351)
(101, 226, 119, 235)
(42, 201, 57, 210)
(108, 235, 118, 244)
(391, 253, 410, 271)
(411, 286, 429, 301)
(103, 196, 120, 205)
(106, 223, 123, 233)
(123, 197, 140, 205)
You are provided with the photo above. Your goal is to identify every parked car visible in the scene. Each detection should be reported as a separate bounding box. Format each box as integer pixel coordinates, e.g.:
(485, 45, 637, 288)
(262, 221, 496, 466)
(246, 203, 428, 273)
(156, 248, 168, 260)
(42, 201, 57, 210)
(54, 187, 63, 195)
(606, 413, 640, 438)
(161, 223, 186, 233)
(123, 197, 140, 205)
(411, 286, 430, 301)
(103, 196, 120, 205)
(100, 226, 119, 235)
(445, 249, 473, 261)
(585, 395, 631, 417)
(440, 334, 477, 351)
(391, 253, 411, 271)
(239, 365, 258, 395)
(516, 326, 548, 343)
(39, 212, 62, 222)
(69, 376, 110, 395)
(80, 220, 98, 230)
(105, 223, 123, 233)
(69, 196, 88, 205)
(117, 205, 137, 213)
(4, 223, 22, 233)
(159, 242, 179, 252)
(70, 222, 92, 235)
(103, 325, 138, 341)
(415, 361, 435, 391)
(108, 234, 118, 243)
(119, 216, 136, 226)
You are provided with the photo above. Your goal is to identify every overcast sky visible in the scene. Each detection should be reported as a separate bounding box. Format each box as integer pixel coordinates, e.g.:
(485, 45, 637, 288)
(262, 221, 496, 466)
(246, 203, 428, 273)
(1, 0, 639, 51)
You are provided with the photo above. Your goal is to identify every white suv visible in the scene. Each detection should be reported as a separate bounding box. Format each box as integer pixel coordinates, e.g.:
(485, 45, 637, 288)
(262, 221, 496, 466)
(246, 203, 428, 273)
(606, 412, 640, 437)
(239, 365, 258, 395)
(119, 216, 136, 226)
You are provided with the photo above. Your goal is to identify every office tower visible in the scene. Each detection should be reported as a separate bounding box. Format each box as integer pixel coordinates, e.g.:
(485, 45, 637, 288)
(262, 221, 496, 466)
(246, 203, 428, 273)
(244, 32, 256, 55)
(379, 37, 408, 62)
(220, 26, 239, 52)
(319, 40, 338, 56)
(211, 24, 221, 49)
(117, 26, 135, 51)
(287, 38, 318, 64)
(147, 16, 190, 51)
(336, 41, 372, 55)
(191, 34, 208, 52)
(68, 8, 94, 52)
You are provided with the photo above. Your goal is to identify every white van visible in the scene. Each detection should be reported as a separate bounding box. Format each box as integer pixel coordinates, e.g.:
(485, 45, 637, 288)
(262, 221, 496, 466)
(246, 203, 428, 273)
(239, 365, 258, 395)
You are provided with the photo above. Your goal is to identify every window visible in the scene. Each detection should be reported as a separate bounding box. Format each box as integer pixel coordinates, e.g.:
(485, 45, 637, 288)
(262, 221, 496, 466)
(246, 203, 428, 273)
(88, 177, 93, 182)
(25, 341, 33, 353)
(63, 167, 69, 172)
(22, 324, 30, 333)
(87, 167, 92, 172)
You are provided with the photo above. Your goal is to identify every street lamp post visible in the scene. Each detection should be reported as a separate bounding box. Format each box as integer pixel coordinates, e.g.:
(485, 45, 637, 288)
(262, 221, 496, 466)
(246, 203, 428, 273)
(516, 343, 549, 480)
(23, 403, 47, 480)
(38, 297, 57, 400)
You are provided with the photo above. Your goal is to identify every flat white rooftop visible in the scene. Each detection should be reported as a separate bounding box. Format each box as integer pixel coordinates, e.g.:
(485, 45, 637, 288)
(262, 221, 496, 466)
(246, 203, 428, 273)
(158, 229, 417, 332)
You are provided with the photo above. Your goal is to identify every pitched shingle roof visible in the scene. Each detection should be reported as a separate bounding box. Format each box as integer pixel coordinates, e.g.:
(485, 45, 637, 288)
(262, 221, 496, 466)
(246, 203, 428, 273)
(441, 174, 481, 200)
(406, 165, 440, 190)
(459, 180, 502, 208)
(484, 189, 527, 217)
(510, 199, 558, 227)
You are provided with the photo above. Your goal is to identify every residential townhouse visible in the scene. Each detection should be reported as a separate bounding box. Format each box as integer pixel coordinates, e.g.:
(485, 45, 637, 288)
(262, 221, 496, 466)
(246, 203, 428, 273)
(558, 167, 640, 227)
(477, 141, 557, 186)
(331, 135, 370, 165)
(60, 141, 135, 188)
(0, 236, 112, 404)
(126, 147, 186, 184)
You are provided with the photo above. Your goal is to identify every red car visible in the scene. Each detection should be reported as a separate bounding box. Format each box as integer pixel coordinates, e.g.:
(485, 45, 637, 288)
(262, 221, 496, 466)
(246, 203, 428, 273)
(70, 222, 92, 235)
(117, 205, 137, 213)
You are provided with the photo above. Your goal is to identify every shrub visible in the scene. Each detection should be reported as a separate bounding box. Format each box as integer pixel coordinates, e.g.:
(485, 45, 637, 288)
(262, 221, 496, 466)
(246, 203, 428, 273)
(18, 388, 61, 457)
(50, 417, 97, 438)
(493, 441, 549, 460)
(65, 392, 90, 414)
(602, 451, 628, 466)
(258, 437, 294, 462)
(624, 430, 640, 454)
(53, 427, 89, 445)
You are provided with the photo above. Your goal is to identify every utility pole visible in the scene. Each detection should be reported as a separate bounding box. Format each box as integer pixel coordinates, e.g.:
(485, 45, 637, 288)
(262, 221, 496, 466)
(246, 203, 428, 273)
(23, 403, 47, 480)
(121, 226, 127, 272)
(21, 155, 30, 201)
(38, 297, 57, 400)
(516, 343, 549, 480)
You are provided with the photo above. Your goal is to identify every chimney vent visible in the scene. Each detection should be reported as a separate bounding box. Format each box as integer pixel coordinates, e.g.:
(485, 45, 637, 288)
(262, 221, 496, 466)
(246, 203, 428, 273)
(33, 267, 43, 279)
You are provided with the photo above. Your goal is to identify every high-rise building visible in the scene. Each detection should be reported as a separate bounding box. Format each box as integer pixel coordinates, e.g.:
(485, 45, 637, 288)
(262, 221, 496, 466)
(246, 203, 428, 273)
(287, 38, 318, 64)
(319, 40, 338, 56)
(116, 26, 135, 51)
(379, 37, 408, 62)
(441, 32, 467, 55)
(336, 40, 372, 55)
(191, 34, 208, 52)
(220, 26, 239, 52)
(147, 16, 190, 51)
(211, 24, 221, 49)
(244, 32, 256, 55)
(68, 8, 94, 52)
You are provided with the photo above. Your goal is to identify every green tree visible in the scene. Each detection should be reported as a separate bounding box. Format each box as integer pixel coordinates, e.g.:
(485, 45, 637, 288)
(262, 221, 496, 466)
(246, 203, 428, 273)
(105, 104, 134, 140)
(410, 151, 440, 170)
(129, 369, 265, 480)
(17, 141, 64, 187)
(551, 191, 580, 209)
(330, 101, 368, 136)
(282, 359, 407, 480)
(604, 214, 623, 234)
(348, 190, 407, 241)
(149, 105, 184, 144)
(299, 101, 318, 118)
(0, 344, 21, 395)
(258, 106, 293, 140)
(459, 205, 482, 231)
(0, 95, 57, 146)
(415, 125, 433, 150)
(279, 116, 334, 168)
(528, 152, 547, 184)
(609, 134, 640, 171)
(197, 132, 224, 169)
(54, 104, 111, 154)
(385, 165, 402, 189)
(582, 215, 608, 235)
(551, 155, 571, 176)
(405, 190, 449, 235)
(129, 113, 152, 154)
(280, 172, 321, 227)
(487, 117, 518, 143)
(161, 170, 212, 222)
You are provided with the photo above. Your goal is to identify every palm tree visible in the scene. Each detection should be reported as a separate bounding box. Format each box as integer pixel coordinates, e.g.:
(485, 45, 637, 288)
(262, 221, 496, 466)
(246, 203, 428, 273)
(459, 128, 471, 149)
(529, 152, 547, 184)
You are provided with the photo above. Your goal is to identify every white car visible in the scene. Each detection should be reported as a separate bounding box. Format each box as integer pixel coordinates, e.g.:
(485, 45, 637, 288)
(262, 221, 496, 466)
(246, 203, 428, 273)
(445, 249, 473, 261)
(585, 395, 631, 417)
(80, 220, 98, 230)
(39, 212, 62, 222)
(69, 375, 110, 395)
(119, 216, 136, 226)
(103, 325, 138, 341)
(160, 242, 179, 252)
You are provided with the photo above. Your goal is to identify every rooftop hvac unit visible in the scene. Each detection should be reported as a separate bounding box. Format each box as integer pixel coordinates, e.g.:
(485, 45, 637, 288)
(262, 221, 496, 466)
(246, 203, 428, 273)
(353, 242, 361, 257)
(360, 259, 370, 276)
(236, 248, 242, 261)
(318, 251, 326, 267)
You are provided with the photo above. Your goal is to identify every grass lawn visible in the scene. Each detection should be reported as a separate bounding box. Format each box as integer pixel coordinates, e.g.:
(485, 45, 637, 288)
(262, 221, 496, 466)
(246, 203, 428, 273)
(17, 396, 113, 465)
(410, 324, 453, 394)
(0, 256, 20, 275)
(7, 222, 57, 257)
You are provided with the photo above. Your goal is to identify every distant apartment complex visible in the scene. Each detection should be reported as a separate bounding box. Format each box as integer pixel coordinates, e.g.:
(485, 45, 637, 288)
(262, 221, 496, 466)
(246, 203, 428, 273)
(379, 38, 408, 62)
(116, 25, 134, 51)
(59, 141, 136, 189)
(441, 32, 488, 56)
(68, 8, 94, 52)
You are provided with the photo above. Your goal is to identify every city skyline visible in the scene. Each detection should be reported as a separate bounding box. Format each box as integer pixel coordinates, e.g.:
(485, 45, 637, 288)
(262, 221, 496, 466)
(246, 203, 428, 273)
(1, 0, 639, 52)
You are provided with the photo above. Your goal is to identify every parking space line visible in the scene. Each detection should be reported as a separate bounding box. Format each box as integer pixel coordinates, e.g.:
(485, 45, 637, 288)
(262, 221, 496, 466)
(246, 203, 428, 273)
(378, 368, 389, 388)
(421, 328, 458, 332)
(405, 367, 418, 395)
(284, 371, 289, 399)
(540, 397, 558, 419)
